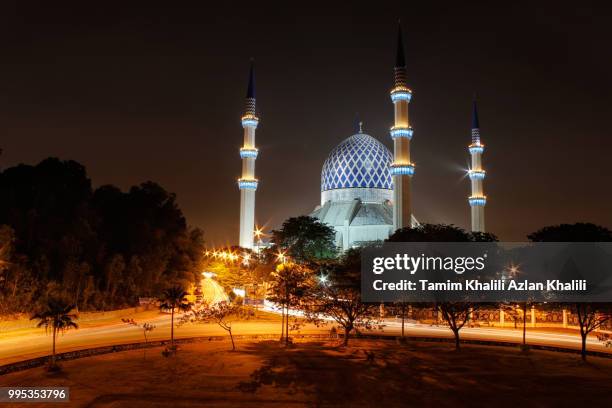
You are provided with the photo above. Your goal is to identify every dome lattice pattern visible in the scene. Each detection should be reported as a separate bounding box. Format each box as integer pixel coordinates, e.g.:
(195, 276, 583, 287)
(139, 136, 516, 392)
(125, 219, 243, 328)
(321, 133, 393, 192)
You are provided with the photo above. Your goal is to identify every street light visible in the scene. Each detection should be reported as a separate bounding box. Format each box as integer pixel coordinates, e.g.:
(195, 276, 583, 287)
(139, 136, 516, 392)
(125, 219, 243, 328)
(242, 252, 251, 265)
(276, 250, 287, 264)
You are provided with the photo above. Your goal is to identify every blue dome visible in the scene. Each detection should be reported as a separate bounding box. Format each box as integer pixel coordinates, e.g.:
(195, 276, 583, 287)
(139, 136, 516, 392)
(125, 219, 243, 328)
(321, 133, 393, 192)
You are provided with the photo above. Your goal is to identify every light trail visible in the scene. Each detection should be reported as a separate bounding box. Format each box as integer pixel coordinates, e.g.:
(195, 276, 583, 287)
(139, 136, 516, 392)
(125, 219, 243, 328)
(1, 310, 610, 366)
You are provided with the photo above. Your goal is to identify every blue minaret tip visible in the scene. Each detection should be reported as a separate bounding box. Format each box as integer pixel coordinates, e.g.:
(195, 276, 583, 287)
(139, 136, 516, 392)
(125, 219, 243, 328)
(246, 59, 255, 99)
(396, 21, 406, 68)
(472, 95, 480, 130)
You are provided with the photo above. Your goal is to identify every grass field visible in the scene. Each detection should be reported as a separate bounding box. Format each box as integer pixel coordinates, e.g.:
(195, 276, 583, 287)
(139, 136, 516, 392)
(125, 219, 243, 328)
(1, 338, 611, 407)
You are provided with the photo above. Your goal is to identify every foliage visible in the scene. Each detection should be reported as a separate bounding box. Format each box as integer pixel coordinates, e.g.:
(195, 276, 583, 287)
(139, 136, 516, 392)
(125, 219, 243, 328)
(122, 317, 156, 359)
(305, 248, 377, 346)
(181, 301, 246, 350)
(202, 247, 259, 293)
(0, 158, 204, 313)
(388, 223, 498, 243)
(270, 216, 337, 263)
(30, 297, 79, 368)
(527, 223, 612, 242)
(388, 224, 497, 349)
(437, 303, 477, 350)
(527, 222, 612, 359)
(159, 285, 192, 349)
(267, 262, 315, 345)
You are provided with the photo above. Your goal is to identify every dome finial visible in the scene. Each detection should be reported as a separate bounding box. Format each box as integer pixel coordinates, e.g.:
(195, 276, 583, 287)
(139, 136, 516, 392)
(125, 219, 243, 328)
(353, 113, 362, 134)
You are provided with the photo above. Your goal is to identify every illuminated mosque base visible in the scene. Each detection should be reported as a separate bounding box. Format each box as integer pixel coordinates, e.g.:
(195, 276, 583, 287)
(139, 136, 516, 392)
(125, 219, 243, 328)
(310, 131, 418, 251)
(311, 198, 395, 250)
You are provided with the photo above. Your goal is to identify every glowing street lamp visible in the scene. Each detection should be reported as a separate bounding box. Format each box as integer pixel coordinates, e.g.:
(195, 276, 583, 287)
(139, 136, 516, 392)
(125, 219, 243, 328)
(242, 252, 251, 266)
(507, 263, 520, 279)
(276, 250, 287, 264)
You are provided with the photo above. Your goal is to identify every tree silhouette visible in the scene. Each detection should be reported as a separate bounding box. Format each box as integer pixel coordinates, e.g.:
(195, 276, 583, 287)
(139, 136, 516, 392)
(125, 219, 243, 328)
(182, 302, 244, 350)
(271, 216, 337, 264)
(0, 158, 204, 313)
(528, 222, 612, 360)
(159, 285, 191, 350)
(268, 262, 314, 345)
(30, 297, 78, 370)
(306, 248, 376, 346)
(388, 224, 497, 350)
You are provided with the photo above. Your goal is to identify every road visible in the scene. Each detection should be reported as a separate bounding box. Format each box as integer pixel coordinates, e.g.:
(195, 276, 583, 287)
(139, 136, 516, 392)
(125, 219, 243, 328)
(1, 312, 610, 365)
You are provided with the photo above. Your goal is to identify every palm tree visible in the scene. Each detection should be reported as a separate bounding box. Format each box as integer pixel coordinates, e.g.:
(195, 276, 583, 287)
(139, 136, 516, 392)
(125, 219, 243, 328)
(159, 285, 191, 349)
(31, 298, 79, 369)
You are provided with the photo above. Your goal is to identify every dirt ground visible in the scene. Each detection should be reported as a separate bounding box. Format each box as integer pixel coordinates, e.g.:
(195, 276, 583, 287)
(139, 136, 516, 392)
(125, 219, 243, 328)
(1, 339, 611, 407)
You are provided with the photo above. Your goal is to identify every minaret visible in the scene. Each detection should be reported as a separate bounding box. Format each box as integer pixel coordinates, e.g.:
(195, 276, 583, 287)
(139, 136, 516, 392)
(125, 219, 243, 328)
(468, 97, 486, 232)
(238, 61, 259, 249)
(389, 23, 414, 231)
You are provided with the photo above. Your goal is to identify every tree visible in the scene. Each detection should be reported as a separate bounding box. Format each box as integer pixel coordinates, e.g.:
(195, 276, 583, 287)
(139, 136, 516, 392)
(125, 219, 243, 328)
(388, 224, 498, 350)
(30, 297, 79, 370)
(182, 302, 245, 350)
(0, 158, 205, 312)
(267, 262, 314, 345)
(528, 222, 612, 360)
(393, 301, 410, 339)
(437, 303, 474, 350)
(158, 285, 191, 350)
(306, 248, 376, 346)
(271, 216, 337, 264)
(575, 303, 612, 360)
(121, 318, 156, 358)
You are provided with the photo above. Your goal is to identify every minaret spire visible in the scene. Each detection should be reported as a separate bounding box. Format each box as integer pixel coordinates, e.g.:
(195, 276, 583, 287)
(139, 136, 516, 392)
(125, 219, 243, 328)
(396, 21, 406, 68)
(246, 59, 255, 99)
(468, 95, 486, 232)
(238, 60, 260, 249)
(389, 21, 415, 231)
(471, 96, 480, 132)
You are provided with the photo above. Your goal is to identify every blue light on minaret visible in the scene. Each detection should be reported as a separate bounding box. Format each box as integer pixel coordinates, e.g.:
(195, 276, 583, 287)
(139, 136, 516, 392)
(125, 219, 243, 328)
(390, 22, 414, 231)
(468, 97, 486, 232)
(238, 61, 259, 248)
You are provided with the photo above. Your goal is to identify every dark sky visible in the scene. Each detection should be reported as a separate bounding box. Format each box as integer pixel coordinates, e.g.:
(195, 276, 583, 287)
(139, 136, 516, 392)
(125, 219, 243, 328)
(0, 1, 610, 244)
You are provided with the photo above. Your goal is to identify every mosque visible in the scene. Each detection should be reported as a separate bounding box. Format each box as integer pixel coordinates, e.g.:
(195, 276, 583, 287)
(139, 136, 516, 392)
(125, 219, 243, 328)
(236, 25, 487, 251)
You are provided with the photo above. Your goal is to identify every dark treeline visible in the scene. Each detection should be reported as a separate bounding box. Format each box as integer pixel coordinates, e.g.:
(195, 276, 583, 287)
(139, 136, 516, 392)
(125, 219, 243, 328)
(0, 158, 204, 313)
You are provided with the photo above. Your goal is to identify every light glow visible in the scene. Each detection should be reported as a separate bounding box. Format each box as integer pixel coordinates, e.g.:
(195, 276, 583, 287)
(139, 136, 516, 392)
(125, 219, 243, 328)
(238, 178, 258, 190)
(390, 89, 412, 102)
(241, 114, 259, 128)
(391, 91, 412, 102)
(469, 196, 487, 206)
(468, 170, 486, 180)
(390, 126, 414, 139)
(239, 148, 258, 158)
(469, 144, 485, 154)
(276, 250, 287, 264)
(232, 288, 246, 297)
(390, 163, 415, 176)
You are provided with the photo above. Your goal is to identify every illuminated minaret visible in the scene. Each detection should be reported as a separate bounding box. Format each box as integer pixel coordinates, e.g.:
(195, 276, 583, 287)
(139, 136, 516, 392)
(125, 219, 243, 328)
(389, 23, 414, 231)
(468, 97, 486, 232)
(238, 61, 259, 249)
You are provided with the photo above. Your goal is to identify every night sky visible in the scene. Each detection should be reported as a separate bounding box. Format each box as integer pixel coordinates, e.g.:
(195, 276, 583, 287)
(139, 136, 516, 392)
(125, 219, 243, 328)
(0, 2, 610, 244)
